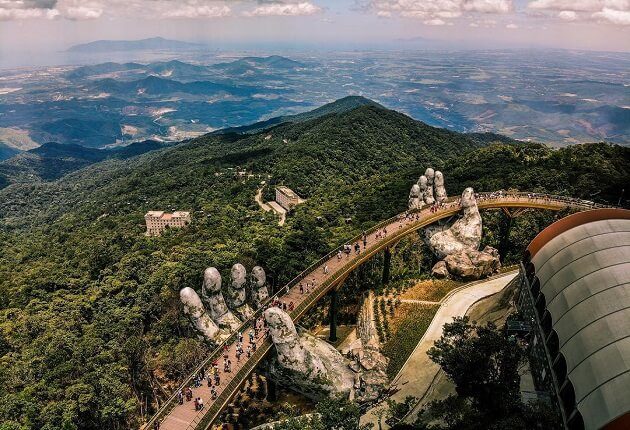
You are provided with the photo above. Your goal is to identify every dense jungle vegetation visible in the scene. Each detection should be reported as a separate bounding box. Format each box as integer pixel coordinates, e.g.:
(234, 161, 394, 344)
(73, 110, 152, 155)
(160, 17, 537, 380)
(0, 102, 628, 430)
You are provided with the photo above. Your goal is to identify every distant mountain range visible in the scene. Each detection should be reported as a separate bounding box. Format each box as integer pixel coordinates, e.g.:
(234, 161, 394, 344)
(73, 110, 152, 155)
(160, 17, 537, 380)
(0, 97, 515, 189)
(0, 97, 384, 186)
(0, 143, 21, 162)
(66, 62, 145, 79)
(0, 140, 167, 184)
(92, 75, 259, 98)
(67, 37, 205, 53)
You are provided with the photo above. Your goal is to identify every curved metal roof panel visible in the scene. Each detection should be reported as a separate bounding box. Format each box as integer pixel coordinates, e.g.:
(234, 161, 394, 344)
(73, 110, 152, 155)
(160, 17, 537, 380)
(528, 214, 630, 430)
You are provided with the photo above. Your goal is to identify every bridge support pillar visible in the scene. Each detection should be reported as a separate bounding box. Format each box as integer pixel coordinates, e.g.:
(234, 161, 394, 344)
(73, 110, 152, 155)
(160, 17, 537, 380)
(266, 376, 277, 402)
(382, 247, 392, 286)
(329, 289, 338, 343)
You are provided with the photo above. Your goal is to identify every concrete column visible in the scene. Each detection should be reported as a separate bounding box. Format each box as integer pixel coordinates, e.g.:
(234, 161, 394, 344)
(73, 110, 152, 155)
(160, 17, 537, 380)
(329, 289, 338, 342)
(266, 377, 277, 402)
(382, 247, 392, 285)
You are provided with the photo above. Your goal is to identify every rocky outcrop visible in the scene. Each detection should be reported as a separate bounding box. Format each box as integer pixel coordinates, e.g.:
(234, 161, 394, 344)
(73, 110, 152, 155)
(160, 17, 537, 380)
(265, 307, 356, 399)
(226, 263, 254, 320)
(250, 266, 269, 309)
(339, 291, 389, 403)
(431, 260, 449, 278)
(180, 287, 226, 342)
(444, 246, 501, 280)
(202, 267, 242, 331)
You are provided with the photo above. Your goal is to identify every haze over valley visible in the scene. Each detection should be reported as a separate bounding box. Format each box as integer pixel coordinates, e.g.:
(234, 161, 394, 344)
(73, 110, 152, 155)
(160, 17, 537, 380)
(1, 48, 628, 162)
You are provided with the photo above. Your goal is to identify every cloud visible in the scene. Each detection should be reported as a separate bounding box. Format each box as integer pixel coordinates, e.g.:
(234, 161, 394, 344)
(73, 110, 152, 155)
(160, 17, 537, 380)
(558, 10, 577, 20)
(163, 4, 231, 19)
(593, 6, 630, 24)
(463, 0, 511, 13)
(424, 18, 447, 25)
(365, 0, 513, 24)
(0, 0, 57, 20)
(0, 7, 56, 20)
(506, 22, 518, 28)
(0, 0, 102, 20)
(528, 0, 630, 25)
(0, 0, 282, 20)
(244, 1, 322, 16)
(528, 1, 629, 12)
(59, 1, 103, 20)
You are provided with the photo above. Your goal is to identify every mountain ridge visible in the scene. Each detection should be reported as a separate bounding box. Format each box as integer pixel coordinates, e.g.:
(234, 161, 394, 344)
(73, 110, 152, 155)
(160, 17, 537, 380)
(0, 140, 168, 184)
(67, 37, 205, 53)
(213, 95, 384, 135)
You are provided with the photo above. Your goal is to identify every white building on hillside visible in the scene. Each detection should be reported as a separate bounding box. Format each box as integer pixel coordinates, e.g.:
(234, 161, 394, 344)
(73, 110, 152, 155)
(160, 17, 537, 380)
(145, 211, 191, 236)
(275, 186, 304, 211)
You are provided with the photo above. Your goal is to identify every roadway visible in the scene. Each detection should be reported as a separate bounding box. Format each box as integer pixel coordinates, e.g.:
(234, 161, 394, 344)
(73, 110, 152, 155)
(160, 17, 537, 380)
(360, 271, 518, 429)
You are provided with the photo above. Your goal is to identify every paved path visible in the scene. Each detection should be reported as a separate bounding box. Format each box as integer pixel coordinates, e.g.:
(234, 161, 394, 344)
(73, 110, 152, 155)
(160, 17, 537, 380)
(255, 187, 287, 226)
(360, 271, 518, 429)
(399, 298, 441, 305)
(267, 201, 287, 226)
(254, 187, 271, 212)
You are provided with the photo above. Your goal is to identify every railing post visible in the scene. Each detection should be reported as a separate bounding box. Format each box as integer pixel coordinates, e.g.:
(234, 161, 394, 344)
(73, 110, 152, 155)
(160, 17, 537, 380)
(329, 289, 338, 342)
(382, 247, 391, 286)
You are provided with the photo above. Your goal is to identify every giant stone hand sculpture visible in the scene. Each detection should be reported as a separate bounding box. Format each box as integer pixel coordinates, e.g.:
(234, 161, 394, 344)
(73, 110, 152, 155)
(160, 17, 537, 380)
(250, 266, 269, 309)
(409, 168, 447, 210)
(424, 168, 436, 205)
(408, 184, 423, 210)
(226, 263, 254, 320)
(413, 170, 500, 280)
(434, 171, 447, 203)
(201, 267, 242, 331)
(264, 307, 355, 398)
(180, 287, 224, 342)
(426, 187, 482, 258)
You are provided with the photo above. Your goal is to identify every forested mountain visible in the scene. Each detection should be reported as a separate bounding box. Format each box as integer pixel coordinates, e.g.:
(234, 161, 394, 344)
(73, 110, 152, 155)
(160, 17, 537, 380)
(0, 142, 21, 161)
(214, 95, 383, 135)
(0, 140, 168, 185)
(0, 100, 628, 430)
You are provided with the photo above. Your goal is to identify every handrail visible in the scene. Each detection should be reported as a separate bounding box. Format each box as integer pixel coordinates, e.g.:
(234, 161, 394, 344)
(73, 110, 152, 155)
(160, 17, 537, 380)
(142, 192, 611, 429)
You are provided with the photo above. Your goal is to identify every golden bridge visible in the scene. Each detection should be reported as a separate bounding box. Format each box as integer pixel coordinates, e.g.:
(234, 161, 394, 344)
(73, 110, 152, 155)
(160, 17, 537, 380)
(144, 192, 607, 430)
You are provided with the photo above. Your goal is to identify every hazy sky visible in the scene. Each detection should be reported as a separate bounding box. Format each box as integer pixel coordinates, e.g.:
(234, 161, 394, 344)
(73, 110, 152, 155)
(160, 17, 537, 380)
(0, 0, 629, 54)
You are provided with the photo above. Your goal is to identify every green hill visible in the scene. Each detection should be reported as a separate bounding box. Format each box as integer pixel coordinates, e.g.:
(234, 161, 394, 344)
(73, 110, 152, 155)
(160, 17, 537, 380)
(0, 100, 628, 430)
(0, 140, 169, 185)
(0, 142, 21, 161)
(213, 95, 383, 135)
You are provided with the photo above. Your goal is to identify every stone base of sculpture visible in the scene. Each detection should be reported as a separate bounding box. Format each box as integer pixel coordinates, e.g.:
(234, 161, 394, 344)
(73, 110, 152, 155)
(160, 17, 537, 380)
(443, 246, 501, 280)
(411, 171, 501, 280)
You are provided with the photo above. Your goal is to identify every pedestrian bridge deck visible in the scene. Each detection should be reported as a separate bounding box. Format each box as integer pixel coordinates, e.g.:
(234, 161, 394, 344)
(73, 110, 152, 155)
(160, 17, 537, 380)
(146, 192, 605, 430)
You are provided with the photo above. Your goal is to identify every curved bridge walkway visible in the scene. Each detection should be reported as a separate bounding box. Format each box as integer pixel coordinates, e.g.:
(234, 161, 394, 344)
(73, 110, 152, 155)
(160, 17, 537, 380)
(147, 192, 606, 430)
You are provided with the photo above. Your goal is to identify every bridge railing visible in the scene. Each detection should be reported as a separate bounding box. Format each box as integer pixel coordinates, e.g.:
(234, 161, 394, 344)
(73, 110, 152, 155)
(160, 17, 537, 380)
(142, 191, 608, 429)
